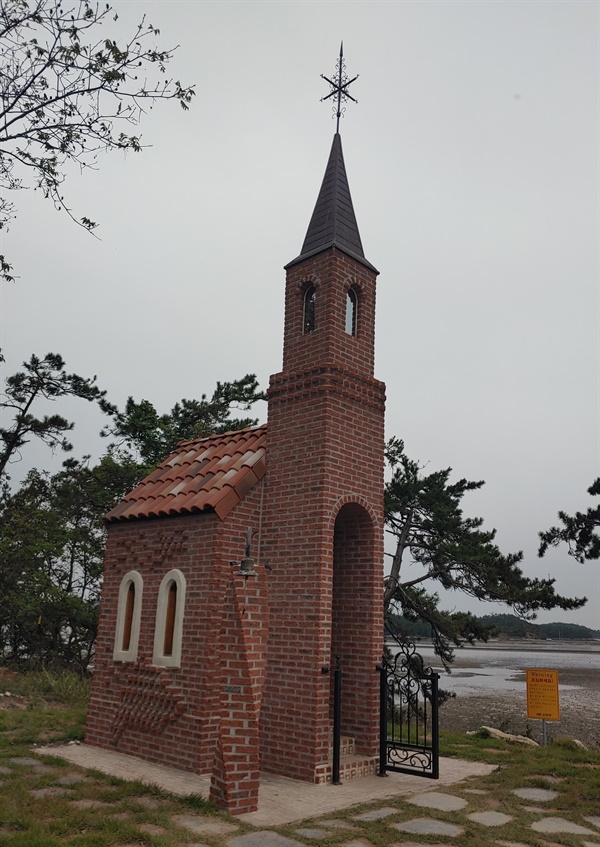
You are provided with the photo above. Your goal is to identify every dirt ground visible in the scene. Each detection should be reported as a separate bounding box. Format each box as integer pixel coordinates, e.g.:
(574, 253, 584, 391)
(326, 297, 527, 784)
(439, 662, 600, 749)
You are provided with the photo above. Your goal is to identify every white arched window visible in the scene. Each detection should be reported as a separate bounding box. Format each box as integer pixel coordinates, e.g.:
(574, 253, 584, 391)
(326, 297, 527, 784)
(153, 569, 186, 667)
(113, 571, 143, 662)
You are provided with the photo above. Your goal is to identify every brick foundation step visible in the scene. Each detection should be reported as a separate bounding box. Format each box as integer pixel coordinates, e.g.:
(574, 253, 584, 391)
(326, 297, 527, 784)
(314, 752, 379, 784)
(317, 735, 378, 784)
(327, 734, 355, 757)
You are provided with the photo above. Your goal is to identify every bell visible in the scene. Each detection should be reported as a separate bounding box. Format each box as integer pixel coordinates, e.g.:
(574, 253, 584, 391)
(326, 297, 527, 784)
(238, 557, 257, 578)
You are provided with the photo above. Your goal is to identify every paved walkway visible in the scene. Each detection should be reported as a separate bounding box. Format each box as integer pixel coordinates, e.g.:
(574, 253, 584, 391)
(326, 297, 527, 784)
(37, 742, 495, 825)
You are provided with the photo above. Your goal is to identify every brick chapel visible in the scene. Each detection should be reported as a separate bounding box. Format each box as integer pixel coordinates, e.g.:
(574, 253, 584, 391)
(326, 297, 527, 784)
(85, 125, 386, 815)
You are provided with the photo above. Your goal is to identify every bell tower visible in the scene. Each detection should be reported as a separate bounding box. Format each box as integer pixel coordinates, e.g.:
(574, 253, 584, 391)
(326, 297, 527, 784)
(260, 50, 386, 782)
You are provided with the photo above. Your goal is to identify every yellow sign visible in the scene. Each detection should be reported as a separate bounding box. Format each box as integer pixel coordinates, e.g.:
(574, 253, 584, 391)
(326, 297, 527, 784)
(526, 669, 560, 721)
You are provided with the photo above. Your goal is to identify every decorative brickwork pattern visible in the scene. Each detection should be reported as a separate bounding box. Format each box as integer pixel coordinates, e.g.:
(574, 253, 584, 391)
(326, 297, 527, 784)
(112, 658, 185, 740)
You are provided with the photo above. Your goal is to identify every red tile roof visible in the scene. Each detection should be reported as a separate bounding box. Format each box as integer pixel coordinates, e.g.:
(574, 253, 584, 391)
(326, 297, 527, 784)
(105, 425, 267, 523)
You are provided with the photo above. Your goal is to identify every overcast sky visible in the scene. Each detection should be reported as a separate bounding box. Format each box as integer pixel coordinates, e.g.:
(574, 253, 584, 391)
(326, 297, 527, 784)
(1, 0, 599, 628)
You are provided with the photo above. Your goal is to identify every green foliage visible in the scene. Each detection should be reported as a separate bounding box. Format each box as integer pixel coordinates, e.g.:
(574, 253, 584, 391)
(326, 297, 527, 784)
(0, 352, 108, 480)
(387, 610, 600, 643)
(539, 477, 600, 563)
(0, 0, 195, 280)
(473, 727, 491, 739)
(0, 463, 106, 670)
(101, 374, 265, 469)
(550, 736, 584, 752)
(476, 613, 600, 640)
(384, 438, 585, 668)
(385, 612, 433, 639)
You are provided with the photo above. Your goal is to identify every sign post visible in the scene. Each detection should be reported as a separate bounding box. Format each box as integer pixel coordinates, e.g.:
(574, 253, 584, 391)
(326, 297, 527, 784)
(526, 669, 560, 746)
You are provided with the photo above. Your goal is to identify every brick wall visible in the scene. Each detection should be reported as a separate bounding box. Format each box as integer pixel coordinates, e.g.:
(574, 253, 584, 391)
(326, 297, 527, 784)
(86, 481, 267, 791)
(259, 247, 385, 781)
(86, 514, 221, 772)
(282, 249, 378, 377)
(209, 566, 269, 814)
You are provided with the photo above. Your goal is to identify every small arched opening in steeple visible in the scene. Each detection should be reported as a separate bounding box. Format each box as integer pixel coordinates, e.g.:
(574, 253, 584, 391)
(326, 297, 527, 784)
(303, 283, 316, 334)
(345, 286, 358, 336)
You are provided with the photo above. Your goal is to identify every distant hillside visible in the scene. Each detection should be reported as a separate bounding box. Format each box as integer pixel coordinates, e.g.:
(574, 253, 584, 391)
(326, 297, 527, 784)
(477, 614, 600, 640)
(387, 612, 600, 641)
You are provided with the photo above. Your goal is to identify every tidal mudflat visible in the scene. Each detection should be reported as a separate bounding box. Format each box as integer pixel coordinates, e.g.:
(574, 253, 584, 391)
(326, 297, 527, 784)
(391, 640, 600, 749)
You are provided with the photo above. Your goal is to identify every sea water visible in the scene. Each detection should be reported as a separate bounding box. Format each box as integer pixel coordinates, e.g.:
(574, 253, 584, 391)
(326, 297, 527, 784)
(385, 640, 600, 696)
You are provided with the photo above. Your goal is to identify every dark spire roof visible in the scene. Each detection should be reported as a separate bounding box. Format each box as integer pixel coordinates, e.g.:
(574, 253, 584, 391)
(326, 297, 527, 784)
(285, 133, 378, 273)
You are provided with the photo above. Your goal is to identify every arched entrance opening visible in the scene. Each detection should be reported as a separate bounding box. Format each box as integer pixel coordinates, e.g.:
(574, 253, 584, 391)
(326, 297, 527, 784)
(331, 502, 380, 756)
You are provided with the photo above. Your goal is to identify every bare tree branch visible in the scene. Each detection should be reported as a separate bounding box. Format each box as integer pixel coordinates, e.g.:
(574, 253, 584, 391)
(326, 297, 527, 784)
(0, 0, 195, 279)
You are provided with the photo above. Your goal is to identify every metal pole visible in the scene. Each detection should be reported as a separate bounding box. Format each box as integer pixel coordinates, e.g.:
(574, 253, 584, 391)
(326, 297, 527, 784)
(542, 719, 547, 747)
(378, 660, 388, 777)
(431, 673, 440, 779)
(332, 656, 342, 785)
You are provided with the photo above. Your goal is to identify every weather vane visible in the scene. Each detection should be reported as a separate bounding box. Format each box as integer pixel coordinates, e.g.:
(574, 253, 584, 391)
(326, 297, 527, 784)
(320, 42, 358, 133)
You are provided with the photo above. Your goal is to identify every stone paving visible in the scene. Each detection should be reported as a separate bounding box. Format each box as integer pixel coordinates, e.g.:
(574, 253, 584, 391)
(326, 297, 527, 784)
(353, 806, 399, 821)
(215, 775, 600, 847)
(36, 742, 495, 826)
(405, 791, 467, 811)
(392, 817, 466, 837)
(467, 811, 514, 826)
(6, 746, 600, 846)
(530, 817, 597, 835)
(512, 787, 559, 802)
(173, 814, 240, 836)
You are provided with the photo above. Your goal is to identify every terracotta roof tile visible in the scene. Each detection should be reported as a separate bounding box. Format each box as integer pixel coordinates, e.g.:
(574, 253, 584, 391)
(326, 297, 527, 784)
(214, 487, 242, 521)
(105, 424, 267, 523)
(233, 465, 258, 500)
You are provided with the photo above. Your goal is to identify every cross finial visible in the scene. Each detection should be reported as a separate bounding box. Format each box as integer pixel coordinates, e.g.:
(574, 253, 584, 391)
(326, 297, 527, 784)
(320, 42, 358, 133)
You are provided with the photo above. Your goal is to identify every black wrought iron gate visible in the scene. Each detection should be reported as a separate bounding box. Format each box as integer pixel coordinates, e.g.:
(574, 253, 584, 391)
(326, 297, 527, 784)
(378, 642, 440, 779)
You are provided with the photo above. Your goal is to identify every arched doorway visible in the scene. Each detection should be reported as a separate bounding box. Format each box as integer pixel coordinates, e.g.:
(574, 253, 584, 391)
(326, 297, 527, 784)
(331, 502, 380, 756)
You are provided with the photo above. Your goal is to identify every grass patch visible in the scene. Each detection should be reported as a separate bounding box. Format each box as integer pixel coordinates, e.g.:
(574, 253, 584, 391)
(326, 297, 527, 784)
(0, 705, 86, 752)
(440, 727, 511, 764)
(1, 669, 600, 846)
(0, 670, 247, 846)
(7, 671, 90, 707)
(178, 792, 215, 812)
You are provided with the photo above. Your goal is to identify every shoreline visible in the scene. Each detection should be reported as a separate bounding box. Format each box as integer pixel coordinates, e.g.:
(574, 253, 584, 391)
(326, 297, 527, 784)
(383, 639, 600, 749)
(387, 637, 600, 656)
(437, 660, 600, 750)
(439, 685, 600, 750)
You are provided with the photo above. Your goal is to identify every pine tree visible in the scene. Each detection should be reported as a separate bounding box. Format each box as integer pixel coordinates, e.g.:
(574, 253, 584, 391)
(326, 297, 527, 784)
(384, 438, 585, 667)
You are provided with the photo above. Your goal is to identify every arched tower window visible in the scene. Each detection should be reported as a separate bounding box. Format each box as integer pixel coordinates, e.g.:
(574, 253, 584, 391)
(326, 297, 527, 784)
(113, 571, 143, 662)
(153, 569, 186, 667)
(345, 287, 358, 336)
(303, 285, 316, 334)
